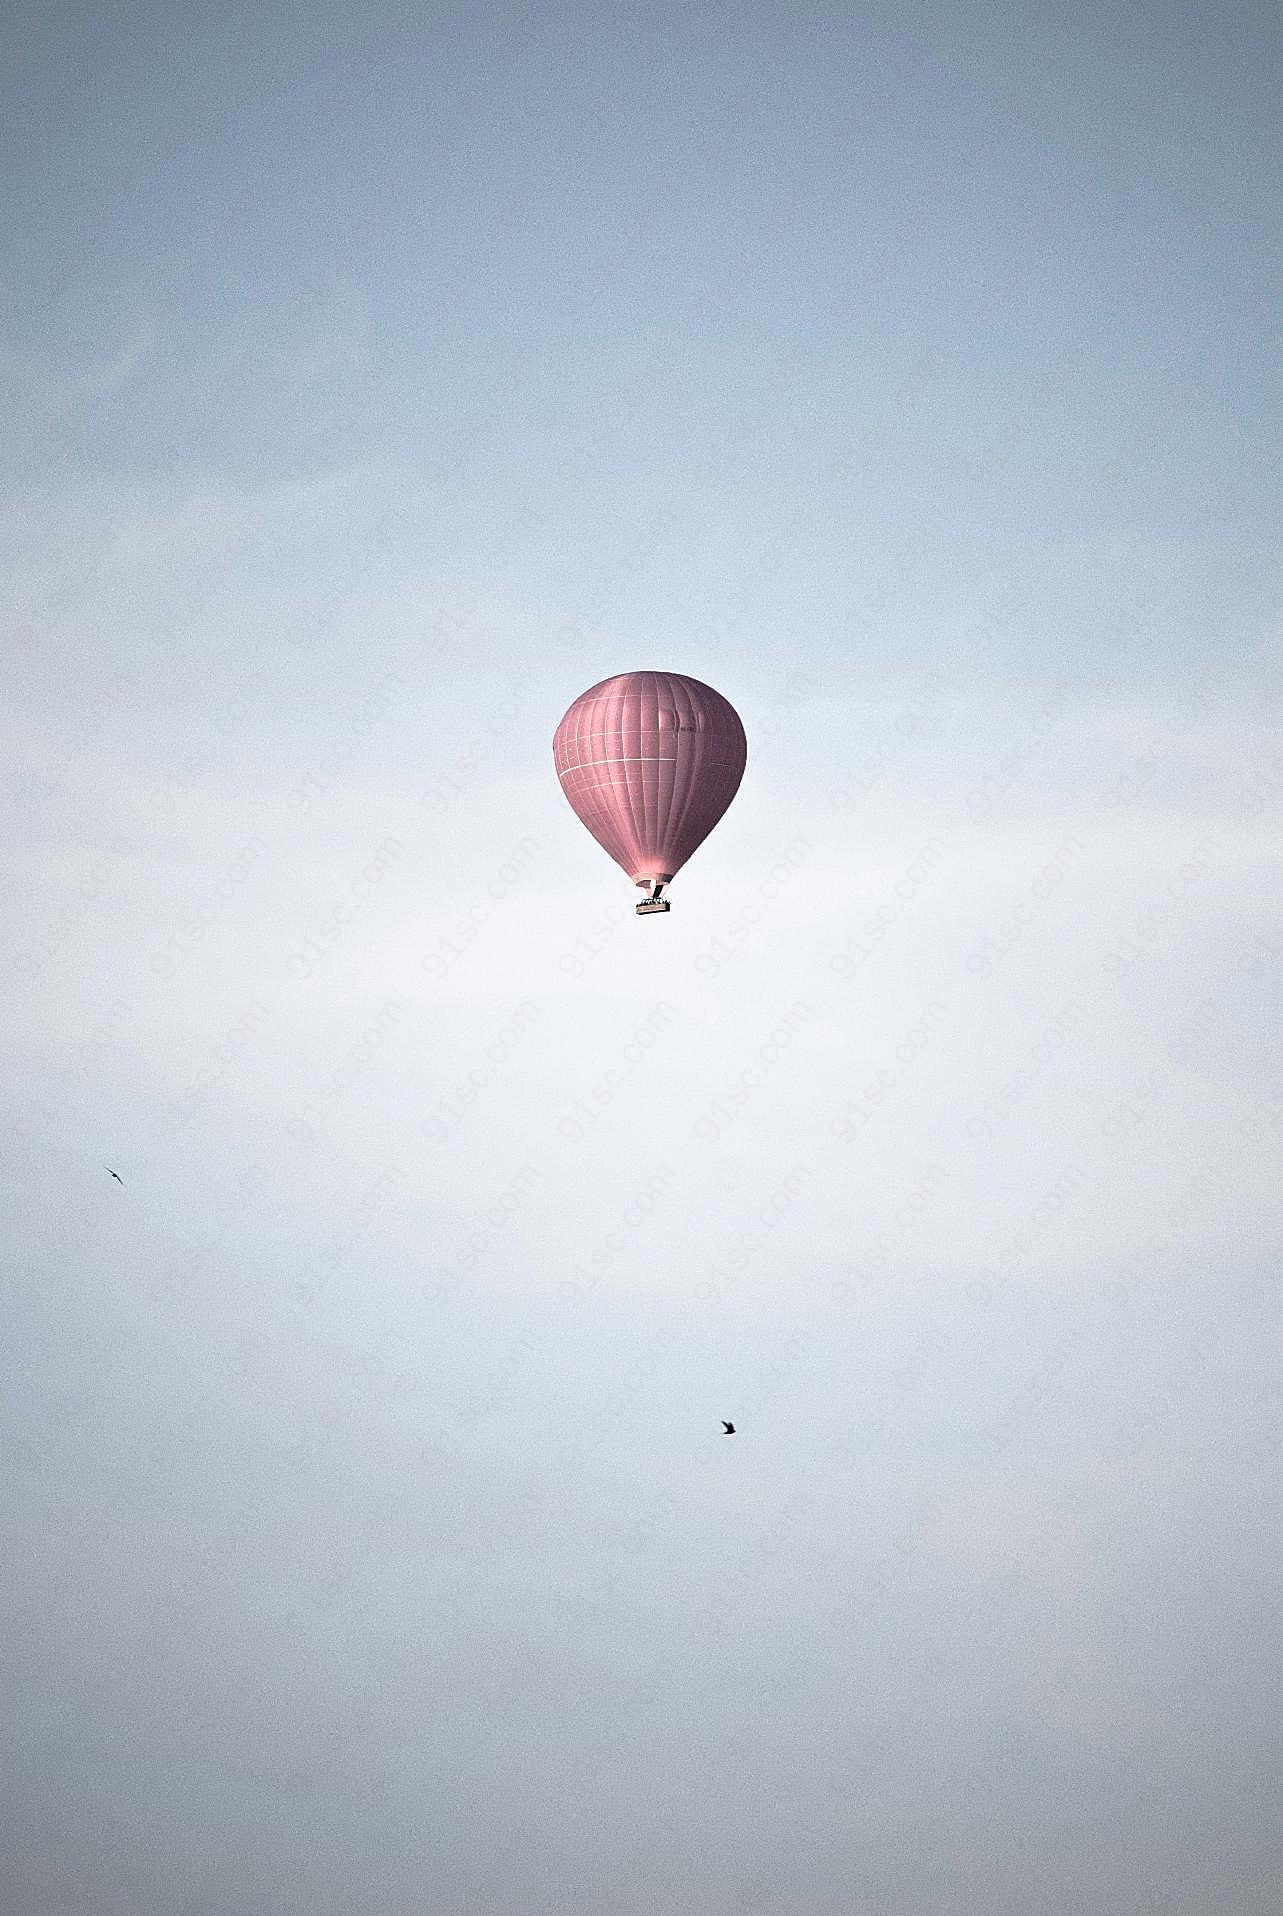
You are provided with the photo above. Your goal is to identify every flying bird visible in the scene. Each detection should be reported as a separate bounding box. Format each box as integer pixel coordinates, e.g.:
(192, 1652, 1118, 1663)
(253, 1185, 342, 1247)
(106, 1168, 123, 1184)
(722, 1421, 735, 1435)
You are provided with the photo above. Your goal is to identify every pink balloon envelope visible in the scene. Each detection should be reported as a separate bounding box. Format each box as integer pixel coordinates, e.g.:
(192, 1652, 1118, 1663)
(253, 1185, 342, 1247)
(553, 671, 747, 912)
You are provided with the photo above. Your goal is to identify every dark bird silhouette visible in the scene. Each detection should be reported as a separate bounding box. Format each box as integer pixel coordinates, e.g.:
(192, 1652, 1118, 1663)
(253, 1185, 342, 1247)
(106, 1168, 123, 1184)
(722, 1421, 735, 1435)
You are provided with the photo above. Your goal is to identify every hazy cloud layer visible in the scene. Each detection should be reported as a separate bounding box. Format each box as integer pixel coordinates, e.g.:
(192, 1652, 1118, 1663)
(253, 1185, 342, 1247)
(5, 3, 1282, 1912)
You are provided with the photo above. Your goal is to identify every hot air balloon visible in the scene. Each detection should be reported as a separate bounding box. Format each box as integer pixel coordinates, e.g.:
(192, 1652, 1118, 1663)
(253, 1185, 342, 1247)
(553, 671, 747, 913)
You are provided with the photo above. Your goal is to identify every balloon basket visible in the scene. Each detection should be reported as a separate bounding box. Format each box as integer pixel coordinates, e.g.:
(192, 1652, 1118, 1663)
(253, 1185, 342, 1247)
(636, 880, 670, 915)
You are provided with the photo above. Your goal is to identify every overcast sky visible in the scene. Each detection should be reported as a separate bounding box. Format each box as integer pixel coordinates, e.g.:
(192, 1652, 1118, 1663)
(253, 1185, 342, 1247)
(5, 2, 1283, 1912)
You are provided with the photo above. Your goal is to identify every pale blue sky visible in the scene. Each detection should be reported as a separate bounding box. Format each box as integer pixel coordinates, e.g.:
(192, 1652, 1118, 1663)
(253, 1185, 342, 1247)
(5, 5, 1283, 1912)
